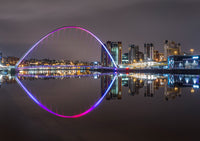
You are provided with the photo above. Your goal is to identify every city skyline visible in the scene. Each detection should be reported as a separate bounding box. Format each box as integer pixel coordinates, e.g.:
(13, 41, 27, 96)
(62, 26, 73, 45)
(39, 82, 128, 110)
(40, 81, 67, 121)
(0, 0, 200, 57)
(1, 1, 200, 140)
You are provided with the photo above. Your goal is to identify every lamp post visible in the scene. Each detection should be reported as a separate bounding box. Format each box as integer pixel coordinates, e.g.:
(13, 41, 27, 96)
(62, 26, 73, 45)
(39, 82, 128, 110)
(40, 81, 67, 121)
(190, 49, 194, 55)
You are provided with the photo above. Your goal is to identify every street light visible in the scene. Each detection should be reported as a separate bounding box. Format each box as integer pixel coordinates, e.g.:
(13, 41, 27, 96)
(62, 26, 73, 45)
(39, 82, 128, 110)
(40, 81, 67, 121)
(190, 49, 194, 55)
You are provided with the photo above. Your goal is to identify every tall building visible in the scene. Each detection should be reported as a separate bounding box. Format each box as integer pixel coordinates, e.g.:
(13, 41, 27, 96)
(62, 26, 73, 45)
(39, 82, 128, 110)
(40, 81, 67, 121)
(101, 43, 111, 67)
(164, 40, 181, 60)
(144, 43, 154, 60)
(153, 50, 165, 62)
(128, 44, 139, 63)
(153, 50, 159, 62)
(122, 53, 129, 64)
(138, 51, 144, 61)
(101, 41, 122, 67)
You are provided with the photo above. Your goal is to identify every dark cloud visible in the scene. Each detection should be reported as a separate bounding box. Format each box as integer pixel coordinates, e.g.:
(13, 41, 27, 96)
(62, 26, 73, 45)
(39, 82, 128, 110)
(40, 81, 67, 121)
(0, 0, 200, 57)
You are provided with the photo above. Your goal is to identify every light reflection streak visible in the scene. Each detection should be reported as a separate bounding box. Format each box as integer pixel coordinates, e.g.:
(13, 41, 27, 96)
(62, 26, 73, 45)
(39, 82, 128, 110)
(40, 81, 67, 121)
(17, 65, 114, 70)
(17, 73, 113, 79)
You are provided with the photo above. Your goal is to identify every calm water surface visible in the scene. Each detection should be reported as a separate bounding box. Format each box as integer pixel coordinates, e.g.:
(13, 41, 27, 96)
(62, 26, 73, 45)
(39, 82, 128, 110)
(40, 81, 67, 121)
(0, 71, 200, 141)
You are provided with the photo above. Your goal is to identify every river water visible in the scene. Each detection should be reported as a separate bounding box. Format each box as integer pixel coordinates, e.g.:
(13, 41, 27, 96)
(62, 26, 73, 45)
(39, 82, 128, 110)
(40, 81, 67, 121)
(0, 70, 200, 141)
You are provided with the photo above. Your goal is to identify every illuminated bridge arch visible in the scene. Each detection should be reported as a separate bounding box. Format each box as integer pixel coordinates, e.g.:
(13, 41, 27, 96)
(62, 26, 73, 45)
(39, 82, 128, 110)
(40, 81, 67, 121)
(16, 26, 117, 68)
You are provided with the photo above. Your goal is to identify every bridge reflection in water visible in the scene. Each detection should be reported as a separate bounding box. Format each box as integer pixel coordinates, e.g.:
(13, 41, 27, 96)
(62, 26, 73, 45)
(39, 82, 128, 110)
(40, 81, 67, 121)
(0, 70, 200, 118)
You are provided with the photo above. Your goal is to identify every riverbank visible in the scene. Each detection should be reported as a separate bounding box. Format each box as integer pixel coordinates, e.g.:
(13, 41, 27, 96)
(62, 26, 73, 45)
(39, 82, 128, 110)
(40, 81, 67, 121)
(116, 68, 200, 74)
(15, 67, 200, 75)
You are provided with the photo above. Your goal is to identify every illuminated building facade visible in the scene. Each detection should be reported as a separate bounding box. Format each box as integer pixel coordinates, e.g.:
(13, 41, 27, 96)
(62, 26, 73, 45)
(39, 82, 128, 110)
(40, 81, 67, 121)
(158, 53, 165, 62)
(101, 41, 122, 67)
(128, 44, 144, 63)
(122, 53, 129, 64)
(101, 44, 111, 67)
(144, 43, 154, 60)
(154, 50, 159, 62)
(138, 51, 144, 62)
(164, 40, 181, 60)
(154, 51, 165, 62)
(129, 44, 139, 63)
(168, 55, 200, 69)
(2, 56, 19, 66)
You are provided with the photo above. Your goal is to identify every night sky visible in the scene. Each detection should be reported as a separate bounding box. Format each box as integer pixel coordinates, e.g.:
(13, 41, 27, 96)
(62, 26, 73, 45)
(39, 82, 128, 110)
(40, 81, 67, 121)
(0, 0, 200, 57)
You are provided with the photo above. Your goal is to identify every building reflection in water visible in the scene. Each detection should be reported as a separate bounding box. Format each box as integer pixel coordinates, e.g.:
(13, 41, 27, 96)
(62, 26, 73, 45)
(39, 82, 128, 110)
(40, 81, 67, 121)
(126, 74, 166, 98)
(0, 70, 200, 102)
(101, 73, 200, 101)
(101, 74, 166, 100)
(165, 74, 200, 100)
(0, 74, 15, 88)
(101, 75, 122, 100)
(18, 69, 92, 76)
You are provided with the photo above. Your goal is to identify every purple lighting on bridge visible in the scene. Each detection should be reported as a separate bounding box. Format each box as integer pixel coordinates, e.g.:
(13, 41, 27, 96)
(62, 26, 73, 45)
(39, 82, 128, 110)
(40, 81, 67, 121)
(16, 26, 117, 68)
(15, 75, 117, 118)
